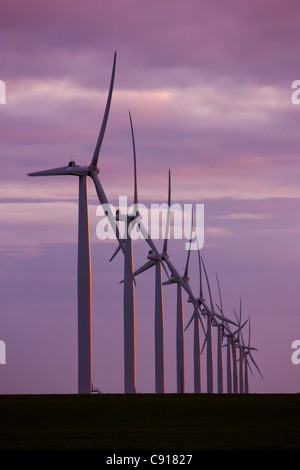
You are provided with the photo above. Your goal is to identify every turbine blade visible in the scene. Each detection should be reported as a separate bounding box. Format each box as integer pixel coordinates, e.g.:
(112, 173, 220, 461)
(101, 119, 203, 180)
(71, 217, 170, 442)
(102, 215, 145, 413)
(197, 245, 204, 300)
(91, 172, 109, 206)
(215, 273, 224, 314)
(162, 169, 171, 256)
(28, 166, 70, 177)
(201, 334, 207, 353)
(248, 316, 251, 348)
(184, 312, 194, 332)
(133, 259, 156, 277)
(198, 308, 207, 336)
(201, 256, 213, 310)
(135, 214, 170, 279)
(247, 346, 258, 351)
(239, 298, 242, 325)
(184, 246, 191, 279)
(249, 353, 263, 379)
(91, 173, 135, 285)
(183, 208, 193, 279)
(247, 357, 254, 376)
(216, 303, 223, 315)
(234, 308, 240, 325)
(129, 111, 138, 207)
(90, 51, 116, 169)
(109, 242, 123, 262)
(162, 278, 175, 286)
(164, 256, 202, 316)
(232, 319, 248, 336)
(209, 303, 238, 327)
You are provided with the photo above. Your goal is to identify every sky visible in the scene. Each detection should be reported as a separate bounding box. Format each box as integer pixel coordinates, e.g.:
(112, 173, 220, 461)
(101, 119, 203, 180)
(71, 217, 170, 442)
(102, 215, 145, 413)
(0, 0, 299, 395)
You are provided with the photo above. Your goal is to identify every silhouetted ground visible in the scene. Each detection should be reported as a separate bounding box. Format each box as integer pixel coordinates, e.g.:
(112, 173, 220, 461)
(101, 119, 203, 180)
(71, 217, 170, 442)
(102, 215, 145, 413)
(0, 393, 299, 450)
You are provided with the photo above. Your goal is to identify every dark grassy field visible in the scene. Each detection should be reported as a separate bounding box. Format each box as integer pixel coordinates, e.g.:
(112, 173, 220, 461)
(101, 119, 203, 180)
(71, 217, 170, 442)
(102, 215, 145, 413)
(0, 393, 299, 450)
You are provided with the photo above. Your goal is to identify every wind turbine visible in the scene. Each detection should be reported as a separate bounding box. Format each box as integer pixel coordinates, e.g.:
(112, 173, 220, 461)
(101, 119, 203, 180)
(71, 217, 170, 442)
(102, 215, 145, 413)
(234, 303, 263, 393)
(215, 294, 247, 394)
(184, 245, 237, 393)
(242, 317, 263, 393)
(200, 263, 242, 394)
(162, 179, 194, 394)
(202, 269, 229, 394)
(132, 170, 173, 394)
(109, 111, 140, 394)
(156, 179, 207, 331)
(241, 316, 252, 394)
(119, 111, 138, 394)
(28, 52, 121, 394)
(199, 256, 234, 393)
(112, 112, 170, 393)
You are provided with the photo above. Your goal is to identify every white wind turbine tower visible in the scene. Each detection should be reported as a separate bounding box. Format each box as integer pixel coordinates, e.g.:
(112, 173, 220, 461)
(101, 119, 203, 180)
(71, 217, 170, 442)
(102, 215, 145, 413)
(28, 52, 124, 394)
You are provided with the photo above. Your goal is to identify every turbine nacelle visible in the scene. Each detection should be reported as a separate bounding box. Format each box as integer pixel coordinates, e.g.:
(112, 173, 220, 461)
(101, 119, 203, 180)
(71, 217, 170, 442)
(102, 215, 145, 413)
(28, 159, 104, 178)
(187, 295, 205, 307)
(69, 164, 90, 176)
(146, 250, 160, 262)
(115, 208, 140, 223)
(28, 160, 90, 178)
(88, 165, 100, 176)
(162, 273, 177, 285)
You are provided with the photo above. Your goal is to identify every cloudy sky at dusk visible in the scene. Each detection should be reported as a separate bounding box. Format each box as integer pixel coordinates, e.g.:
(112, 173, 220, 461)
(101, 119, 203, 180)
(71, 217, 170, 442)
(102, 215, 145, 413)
(0, 0, 299, 394)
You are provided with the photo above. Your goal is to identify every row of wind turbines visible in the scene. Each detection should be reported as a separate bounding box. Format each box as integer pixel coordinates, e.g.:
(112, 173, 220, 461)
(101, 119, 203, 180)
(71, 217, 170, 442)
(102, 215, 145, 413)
(28, 52, 262, 394)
